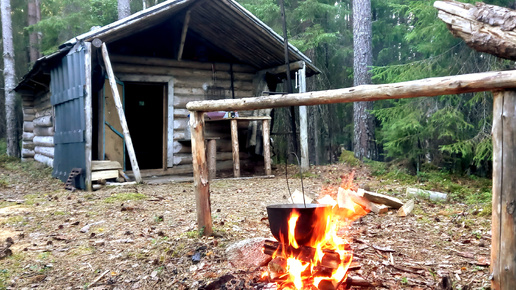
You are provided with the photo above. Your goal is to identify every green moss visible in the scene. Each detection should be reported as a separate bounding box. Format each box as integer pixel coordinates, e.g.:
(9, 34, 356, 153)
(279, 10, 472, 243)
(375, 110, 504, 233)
(103, 192, 147, 203)
(338, 150, 361, 167)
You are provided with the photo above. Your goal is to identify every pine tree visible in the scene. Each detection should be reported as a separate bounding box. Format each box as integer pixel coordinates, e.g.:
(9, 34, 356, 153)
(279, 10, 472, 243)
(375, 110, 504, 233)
(353, 0, 377, 161)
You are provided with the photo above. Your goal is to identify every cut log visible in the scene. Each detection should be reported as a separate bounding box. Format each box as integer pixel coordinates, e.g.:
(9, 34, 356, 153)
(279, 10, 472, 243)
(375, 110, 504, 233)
(34, 154, 53, 167)
(406, 188, 447, 201)
(23, 121, 34, 132)
(22, 132, 34, 141)
(435, 1, 516, 61)
(370, 202, 389, 214)
(91, 170, 119, 181)
(186, 70, 516, 112)
(33, 115, 53, 127)
(263, 239, 351, 270)
(398, 199, 415, 217)
(363, 190, 403, 208)
(33, 136, 54, 147)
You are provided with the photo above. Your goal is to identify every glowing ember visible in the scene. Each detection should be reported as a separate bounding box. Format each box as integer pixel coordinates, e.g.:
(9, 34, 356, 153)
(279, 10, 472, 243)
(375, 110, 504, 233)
(264, 171, 369, 289)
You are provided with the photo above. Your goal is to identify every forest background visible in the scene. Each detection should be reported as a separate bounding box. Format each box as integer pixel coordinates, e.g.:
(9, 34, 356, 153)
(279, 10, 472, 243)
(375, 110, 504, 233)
(1, 0, 515, 178)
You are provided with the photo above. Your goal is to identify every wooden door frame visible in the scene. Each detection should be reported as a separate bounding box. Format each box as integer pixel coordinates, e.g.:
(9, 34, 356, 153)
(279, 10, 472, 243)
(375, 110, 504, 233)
(116, 74, 174, 170)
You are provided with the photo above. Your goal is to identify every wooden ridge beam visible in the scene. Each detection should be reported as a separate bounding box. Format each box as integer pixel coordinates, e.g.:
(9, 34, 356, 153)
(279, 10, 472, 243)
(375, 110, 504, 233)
(186, 70, 516, 112)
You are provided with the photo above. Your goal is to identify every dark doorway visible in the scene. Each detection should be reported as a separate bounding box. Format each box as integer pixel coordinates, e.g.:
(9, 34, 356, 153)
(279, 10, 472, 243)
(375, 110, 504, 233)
(124, 83, 165, 170)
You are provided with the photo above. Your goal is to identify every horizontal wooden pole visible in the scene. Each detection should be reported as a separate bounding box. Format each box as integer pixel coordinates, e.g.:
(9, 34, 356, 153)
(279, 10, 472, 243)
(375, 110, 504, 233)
(186, 70, 516, 112)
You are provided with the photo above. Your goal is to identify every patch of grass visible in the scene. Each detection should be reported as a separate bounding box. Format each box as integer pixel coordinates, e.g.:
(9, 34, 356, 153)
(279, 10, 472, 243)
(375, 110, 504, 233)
(365, 161, 492, 206)
(103, 192, 146, 203)
(185, 230, 201, 239)
(1, 215, 25, 226)
(292, 171, 319, 179)
(23, 193, 46, 205)
(339, 150, 361, 167)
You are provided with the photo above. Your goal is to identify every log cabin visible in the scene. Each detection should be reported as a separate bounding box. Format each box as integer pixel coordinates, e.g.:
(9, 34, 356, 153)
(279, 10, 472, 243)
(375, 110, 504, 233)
(15, 0, 320, 190)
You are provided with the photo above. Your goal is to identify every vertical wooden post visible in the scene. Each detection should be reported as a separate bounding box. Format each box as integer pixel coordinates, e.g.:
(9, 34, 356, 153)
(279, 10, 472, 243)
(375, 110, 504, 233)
(101, 43, 142, 183)
(207, 138, 217, 180)
(190, 111, 212, 236)
(84, 42, 93, 191)
(230, 119, 240, 177)
(298, 62, 309, 172)
(491, 90, 516, 289)
(262, 119, 271, 176)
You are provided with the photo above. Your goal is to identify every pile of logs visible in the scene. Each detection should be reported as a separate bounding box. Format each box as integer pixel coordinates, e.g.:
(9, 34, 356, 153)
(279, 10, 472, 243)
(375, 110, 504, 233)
(21, 93, 54, 167)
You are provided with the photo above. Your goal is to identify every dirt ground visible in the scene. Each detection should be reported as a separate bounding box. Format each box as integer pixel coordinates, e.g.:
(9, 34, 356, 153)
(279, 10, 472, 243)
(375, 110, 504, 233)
(0, 162, 492, 289)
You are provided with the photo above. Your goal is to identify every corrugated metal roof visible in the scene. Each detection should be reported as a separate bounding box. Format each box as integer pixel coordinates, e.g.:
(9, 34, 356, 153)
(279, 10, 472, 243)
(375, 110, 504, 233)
(16, 0, 320, 92)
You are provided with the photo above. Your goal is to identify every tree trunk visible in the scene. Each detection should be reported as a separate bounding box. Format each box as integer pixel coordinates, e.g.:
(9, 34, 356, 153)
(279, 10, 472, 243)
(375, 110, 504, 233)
(28, 0, 41, 63)
(435, 0, 516, 61)
(352, 0, 377, 160)
(118, 0, 131, 20)
(1, 0, 20, 157)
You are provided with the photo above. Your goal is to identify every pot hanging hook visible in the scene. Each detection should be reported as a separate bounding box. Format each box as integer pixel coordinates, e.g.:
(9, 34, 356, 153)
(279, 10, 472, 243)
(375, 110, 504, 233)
(285, 152, 306, 208)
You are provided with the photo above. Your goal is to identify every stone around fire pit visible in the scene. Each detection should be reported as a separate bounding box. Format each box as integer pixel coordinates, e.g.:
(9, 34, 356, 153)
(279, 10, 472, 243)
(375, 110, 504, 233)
(225, 237, 271, 268)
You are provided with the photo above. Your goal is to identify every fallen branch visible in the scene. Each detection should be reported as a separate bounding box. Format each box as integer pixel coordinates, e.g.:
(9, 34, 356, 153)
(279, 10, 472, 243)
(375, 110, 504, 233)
(88, 269, 109, 288)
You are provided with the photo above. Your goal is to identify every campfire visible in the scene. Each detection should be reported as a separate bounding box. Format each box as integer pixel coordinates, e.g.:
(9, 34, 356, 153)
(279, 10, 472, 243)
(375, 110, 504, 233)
(262, 173, 370, 289)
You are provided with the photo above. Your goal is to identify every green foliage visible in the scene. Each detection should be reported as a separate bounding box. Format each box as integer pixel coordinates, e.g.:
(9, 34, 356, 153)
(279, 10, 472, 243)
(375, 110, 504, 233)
(31, 0, 118, 55)
(339, 150, 360, 167)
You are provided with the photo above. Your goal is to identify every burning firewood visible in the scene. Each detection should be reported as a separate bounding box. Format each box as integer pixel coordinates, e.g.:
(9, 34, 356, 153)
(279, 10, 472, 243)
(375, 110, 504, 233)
(263, 239, 350, 270)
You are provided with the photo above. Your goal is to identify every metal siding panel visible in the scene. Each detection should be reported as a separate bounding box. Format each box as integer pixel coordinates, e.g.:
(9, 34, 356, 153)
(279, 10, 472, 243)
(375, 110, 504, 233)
(50, 46, 86, 189)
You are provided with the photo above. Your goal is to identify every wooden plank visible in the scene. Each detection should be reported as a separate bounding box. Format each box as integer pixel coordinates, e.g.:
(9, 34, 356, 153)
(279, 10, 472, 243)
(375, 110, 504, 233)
(177, 10, 191, 61)
(230, 119, 240, 178)
(491, 90, 503, 290)
(363, 190, 404, 208)
(190, 111, 212, 236)
(263, 119, 271, 176)
(84, 41, 93, 191)
(91, 160, 122, 171)
(91, 170, 119, 181)
(101, 43, 142, 183)
(186, 70, 516, 112)
(103, 78, 125, 166)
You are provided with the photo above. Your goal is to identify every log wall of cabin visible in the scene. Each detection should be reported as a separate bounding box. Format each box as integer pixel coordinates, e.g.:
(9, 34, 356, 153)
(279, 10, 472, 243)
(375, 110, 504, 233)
(21, 91, 54, 167)
(110, 55, 258, 173)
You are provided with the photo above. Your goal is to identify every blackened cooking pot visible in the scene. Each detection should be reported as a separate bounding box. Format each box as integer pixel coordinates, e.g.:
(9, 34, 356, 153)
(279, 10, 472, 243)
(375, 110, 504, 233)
(266, 204, 332, 246)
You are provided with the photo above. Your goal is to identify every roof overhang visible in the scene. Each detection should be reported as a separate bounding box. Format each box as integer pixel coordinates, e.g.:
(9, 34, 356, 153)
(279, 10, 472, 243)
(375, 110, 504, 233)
(16, 0, 320, 93)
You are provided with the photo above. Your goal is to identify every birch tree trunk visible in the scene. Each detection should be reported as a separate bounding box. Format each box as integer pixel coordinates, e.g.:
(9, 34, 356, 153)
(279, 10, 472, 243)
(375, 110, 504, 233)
(28, 0, 41, 63)
(118, 0, 131, 20)
(352, 0, 377, 160)
(1, 0, 20, 157)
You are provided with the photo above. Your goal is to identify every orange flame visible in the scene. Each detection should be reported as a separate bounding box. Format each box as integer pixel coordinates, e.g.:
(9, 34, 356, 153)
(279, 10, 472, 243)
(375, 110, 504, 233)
(265, 173, 369, 289)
